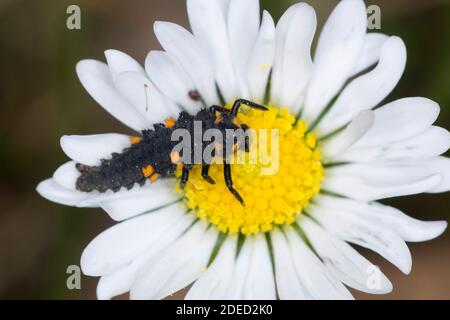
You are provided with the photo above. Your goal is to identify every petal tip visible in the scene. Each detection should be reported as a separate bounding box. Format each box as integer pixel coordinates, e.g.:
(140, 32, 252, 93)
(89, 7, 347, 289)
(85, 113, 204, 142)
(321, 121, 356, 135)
(59, 135, 70, 149)
(96, 278, 114, 301)
(401, 254, 413, 275)
(104, 49, 119, 59)
(428, 220, 448, 240)
(153, 20, 170, 33)
(80, 248, 99, 277)
(36, 179, 51, 197)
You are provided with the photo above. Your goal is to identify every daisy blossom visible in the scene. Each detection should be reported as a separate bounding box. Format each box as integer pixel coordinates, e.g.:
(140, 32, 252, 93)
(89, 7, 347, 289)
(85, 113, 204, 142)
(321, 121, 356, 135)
(37, 0, 449, 300)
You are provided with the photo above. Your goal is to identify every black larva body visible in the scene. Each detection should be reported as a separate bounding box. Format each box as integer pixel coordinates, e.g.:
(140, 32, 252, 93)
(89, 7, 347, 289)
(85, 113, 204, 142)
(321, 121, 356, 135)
(75, 99, 268, 205)
(76, 109, 213, 192)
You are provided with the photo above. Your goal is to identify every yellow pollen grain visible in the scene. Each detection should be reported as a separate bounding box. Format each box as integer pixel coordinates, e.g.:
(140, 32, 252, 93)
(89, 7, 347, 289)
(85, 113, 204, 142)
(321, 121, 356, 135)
(179, 105, 324, 235)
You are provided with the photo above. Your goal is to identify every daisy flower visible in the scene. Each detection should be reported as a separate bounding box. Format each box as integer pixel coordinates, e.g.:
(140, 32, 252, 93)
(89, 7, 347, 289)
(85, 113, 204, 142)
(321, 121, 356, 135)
(37, 0, 449, 300)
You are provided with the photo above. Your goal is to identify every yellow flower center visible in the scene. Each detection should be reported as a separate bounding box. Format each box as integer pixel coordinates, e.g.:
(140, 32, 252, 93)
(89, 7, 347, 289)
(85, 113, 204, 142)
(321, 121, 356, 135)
(179, 105, 323, 235)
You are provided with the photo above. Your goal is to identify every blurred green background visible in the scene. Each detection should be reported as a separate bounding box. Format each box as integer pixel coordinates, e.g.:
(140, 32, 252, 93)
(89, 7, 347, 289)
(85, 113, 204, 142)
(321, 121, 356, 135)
(0, 0, 449, 299)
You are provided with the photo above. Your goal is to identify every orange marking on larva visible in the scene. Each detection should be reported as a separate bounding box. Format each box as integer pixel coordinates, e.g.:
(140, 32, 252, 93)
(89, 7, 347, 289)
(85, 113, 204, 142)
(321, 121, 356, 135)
(232, 117, 240, 126)
(176, 162, 184, 170)
(170, 151, 181, 164)
(142, 165, 155, 178)
(165, 118, 176, 128)
(150, 174, 159, 182)
(215, 116, 222, 125)
(214, 143, 223, 153)
(130, 136, 142, 145)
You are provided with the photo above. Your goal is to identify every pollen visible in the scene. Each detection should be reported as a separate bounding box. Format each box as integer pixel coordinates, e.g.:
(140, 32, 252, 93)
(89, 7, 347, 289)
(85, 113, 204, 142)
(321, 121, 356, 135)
(179, 106, 324, 236)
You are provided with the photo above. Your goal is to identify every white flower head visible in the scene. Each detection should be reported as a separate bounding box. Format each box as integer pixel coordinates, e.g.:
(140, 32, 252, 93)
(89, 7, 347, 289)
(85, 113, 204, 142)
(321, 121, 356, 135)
(37, 0, 449, 300)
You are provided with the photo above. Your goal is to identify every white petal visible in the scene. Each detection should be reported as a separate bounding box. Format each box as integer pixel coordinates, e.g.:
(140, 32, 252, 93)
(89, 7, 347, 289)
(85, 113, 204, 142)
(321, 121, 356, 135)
(419, 157, 450, 193)
(329, 159, 448, 189)
(36, 178, 95, 208)
(285, 227, 354, 299)
(186, 236, 237, 300)
(50, 165, 180, 221)
(324, 162, 442, 201)
(351, 97, 440, 148)
(81, 204, 191, 277)
(243, 234, 276, 299)
(310, 204, 412, 274)
(322, 110, 374, 159)
(300, 217, 393, 294)
(319, 37, 407, 133)
(96, 216, 196, 300)
(97, 248, 159, 300)
(303, 0, 367, 123)
(187, 0, 238, 101)
(323, 174, 441, 201)
(336, 126, 450, 163)
(271, 230, 308, 299)
(60, 133, 131, 166)
(351, 33, 389, 75)
(75, 177, 179, 221)
(313, 0, 366, 61)
(130, 222, 216, 300)
(228, 0, 260, 98)
(145, 50, 201, 114)
(154, 21, 219, 105)
(316, 195, 448, 243)
(76, 60, 147, 131)
(97, 271, 131, 300)
(223, 237, 254, 299)
(247, 10, 276, 103)
(279, 3, 317, 113)
(104, 49, 145, 77)
(270, 3, 305, 105)
(369, 204, 448, 242)
(53, 161, 80, 190)
(217, 0, 231, 17)
(98, 179, 182, 221)
(114, 71, 179, 126)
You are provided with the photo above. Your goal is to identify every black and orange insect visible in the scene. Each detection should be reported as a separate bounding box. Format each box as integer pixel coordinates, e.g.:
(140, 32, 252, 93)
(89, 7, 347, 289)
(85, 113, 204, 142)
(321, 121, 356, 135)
(75, 99, 268, 205)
